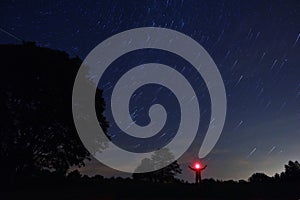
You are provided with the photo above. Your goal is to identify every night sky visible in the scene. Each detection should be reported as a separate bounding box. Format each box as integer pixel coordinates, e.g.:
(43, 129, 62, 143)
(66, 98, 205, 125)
(1, 0, 299, 181)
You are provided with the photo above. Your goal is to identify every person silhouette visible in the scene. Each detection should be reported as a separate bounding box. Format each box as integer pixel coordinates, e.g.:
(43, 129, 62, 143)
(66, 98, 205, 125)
(189, 163, 207, 184)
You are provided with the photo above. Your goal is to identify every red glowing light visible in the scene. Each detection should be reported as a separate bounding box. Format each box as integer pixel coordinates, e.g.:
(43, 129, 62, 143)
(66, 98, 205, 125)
(194, 163, 201, 169)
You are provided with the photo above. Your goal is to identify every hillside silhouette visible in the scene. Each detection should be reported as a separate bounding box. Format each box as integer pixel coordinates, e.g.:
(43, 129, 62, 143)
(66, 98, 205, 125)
(0, 43, 299, 199)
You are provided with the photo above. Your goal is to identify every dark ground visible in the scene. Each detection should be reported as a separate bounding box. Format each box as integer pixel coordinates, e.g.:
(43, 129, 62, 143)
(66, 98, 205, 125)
(5, 177, 300, 200)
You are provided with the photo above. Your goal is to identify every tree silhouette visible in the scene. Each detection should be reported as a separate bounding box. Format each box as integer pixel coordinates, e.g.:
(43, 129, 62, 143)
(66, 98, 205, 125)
(132, 158, 155, 182)
(248, 172, 272, 183)
(0, 43, 108, 184)
(280, 160, 300, 182)
(133, 148, 182, 183)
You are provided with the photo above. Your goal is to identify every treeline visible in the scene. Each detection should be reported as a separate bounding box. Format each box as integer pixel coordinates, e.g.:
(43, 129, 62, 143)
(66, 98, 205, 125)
(16, 160, 300, 185)
(9, 160, 300, 200)
(248, 160, 300, 184)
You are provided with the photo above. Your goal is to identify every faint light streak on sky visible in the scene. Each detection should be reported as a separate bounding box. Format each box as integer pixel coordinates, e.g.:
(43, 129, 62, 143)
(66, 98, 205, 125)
(267, 146, 276, 155)
(246, 147, 257, 158)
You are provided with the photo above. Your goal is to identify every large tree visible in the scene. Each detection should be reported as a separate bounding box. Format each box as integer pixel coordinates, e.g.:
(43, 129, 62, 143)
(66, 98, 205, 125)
(0, 43, 108, 184)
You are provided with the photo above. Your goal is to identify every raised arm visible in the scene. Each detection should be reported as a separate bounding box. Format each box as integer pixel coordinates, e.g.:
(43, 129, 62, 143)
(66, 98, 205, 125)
(188, 165, 196, 171)
(200, 165, 207, 171)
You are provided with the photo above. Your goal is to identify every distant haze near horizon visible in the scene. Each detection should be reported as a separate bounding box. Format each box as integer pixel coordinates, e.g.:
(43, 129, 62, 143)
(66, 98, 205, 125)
(1, 0, 299, 181)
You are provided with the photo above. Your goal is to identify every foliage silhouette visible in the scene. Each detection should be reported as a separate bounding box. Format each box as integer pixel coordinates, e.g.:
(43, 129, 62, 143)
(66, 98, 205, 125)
(133, 148, 182, 183)
(280, 160, 300, 182)
(0, 43, 108, 186)
(248, 172, 272, 183)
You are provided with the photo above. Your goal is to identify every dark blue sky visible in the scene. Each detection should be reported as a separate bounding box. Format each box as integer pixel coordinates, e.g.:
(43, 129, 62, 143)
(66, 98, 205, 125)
(1, 0, 299, 181)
